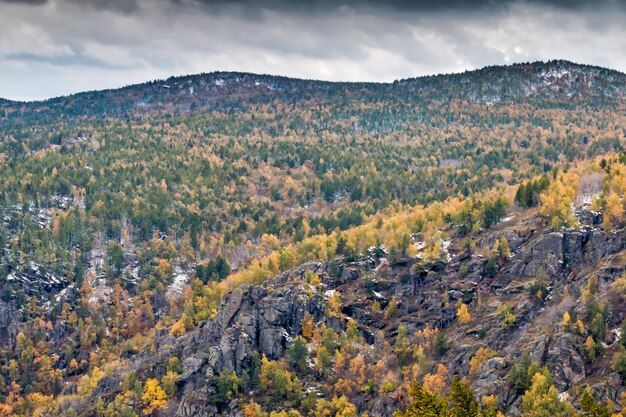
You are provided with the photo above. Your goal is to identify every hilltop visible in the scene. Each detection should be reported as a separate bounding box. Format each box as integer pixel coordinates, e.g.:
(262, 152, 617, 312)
(1, 60, 625, 124)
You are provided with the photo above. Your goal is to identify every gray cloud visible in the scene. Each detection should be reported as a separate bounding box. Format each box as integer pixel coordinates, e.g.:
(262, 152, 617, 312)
(0, 0, 47, 4)
(0, 0, 624, 100)
(7, 0, 624, 11)
(3, 0, 625, 17)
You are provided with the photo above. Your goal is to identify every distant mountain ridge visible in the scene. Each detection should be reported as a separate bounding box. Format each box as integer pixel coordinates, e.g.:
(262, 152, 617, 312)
(1, 60, 625, 125)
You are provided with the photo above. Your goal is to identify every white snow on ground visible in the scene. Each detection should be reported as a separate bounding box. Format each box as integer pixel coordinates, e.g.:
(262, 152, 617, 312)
(324, 289, 336, 299)
(55, 285, 74, 303)
(88, 279, 113, 305)
(543, 68, 571, 80)
(606, 328, 623, 348)
(576, 192, 601, 209)
(441, 239, 452, 262)
(166, 273, 190, 298)
(615, 328, 623, 342)
(484, 96, 501, 106)
(282, 328, 293, 343)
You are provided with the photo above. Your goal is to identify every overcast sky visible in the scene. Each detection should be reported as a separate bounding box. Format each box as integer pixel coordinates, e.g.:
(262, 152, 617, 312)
(0, 0, 625, 101)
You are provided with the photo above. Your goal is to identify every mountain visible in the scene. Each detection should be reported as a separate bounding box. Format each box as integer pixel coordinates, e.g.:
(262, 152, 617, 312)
(0, 61, 625, 416)
(2, 60, 625, 124)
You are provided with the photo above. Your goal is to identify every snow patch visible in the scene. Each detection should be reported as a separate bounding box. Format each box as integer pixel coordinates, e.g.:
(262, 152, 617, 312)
(413, 241, 426, 251)
(441, 239, 452, 262)
(88, 278, 113, 304)
(166, 273, 190, 298)
(282, 328, 293, 343)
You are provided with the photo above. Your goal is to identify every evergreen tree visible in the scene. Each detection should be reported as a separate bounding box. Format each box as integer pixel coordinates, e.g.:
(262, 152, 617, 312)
(394, 381, 450, 417)
(286, 337, 308, 374)
(450, 376, 479, 417)
(579, 388, 610, 417)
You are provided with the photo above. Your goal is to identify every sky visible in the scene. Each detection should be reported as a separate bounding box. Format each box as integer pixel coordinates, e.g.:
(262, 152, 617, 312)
(0, 0, 625, 101)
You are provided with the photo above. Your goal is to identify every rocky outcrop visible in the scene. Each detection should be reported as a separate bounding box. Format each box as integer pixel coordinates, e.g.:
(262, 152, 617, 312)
(517, 227, 624, 277)
(166, 269, 326, 416)
(176, 282, 324, 382)
(88, 214, 626, 417)
(473, 357, 508, 399)
(0, 301, 18, 351)
(545, 334, 587, 390)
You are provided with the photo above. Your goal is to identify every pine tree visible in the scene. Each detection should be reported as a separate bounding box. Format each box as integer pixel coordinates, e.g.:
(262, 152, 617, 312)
(509, 352, 533, 393)
(612, 345, 626, 383)
(579, 388, 610, 417)
(515, 183, 525, 206)
(286, 337, 308, 373)
(394, 381, 450, 417)
(450, 376, 479, 417)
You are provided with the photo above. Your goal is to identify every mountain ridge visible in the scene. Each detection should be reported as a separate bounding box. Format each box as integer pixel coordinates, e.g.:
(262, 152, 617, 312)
(1, 59, 624, 108)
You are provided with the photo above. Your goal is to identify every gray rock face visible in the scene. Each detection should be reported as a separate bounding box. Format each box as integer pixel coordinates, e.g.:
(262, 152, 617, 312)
(545, 334, 586, 390)
(473, 357, 508, 399)
(176, 387, 218, 417)
(576, 209, 603, 227)
(523, 231, 564, 276)
(171, 273, 326, 417)
(520, 227, 624, 277)
(0, 301, 18, 351)
(590, 373, 623, 406)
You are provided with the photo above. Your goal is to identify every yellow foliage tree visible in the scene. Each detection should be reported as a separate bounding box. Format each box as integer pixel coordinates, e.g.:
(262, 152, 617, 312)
(469, 347, 496, 374)
(521, 372, 571, 417)
(301, 312, 314, 340)
(142, 378, 168, 415)
(540, 173, 579, 229)
(457, 303, 471, 324)
(422, 363, 448, 396)
(603, 191, 625, 230)
(562, 311, 571, 332)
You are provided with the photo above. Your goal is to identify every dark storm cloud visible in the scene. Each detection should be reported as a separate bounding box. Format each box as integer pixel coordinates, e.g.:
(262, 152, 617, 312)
(66, 0, 139, 13)
(173, 0, 626, 19)
(0, 0, 624, 100)
(0, 0, 46, 4)
(3, 0, 625, 12)
(0, 0, 139, 12)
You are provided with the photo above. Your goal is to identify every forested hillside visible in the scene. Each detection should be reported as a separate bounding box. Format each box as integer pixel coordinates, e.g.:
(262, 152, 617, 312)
(0, 60, 625, 417)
